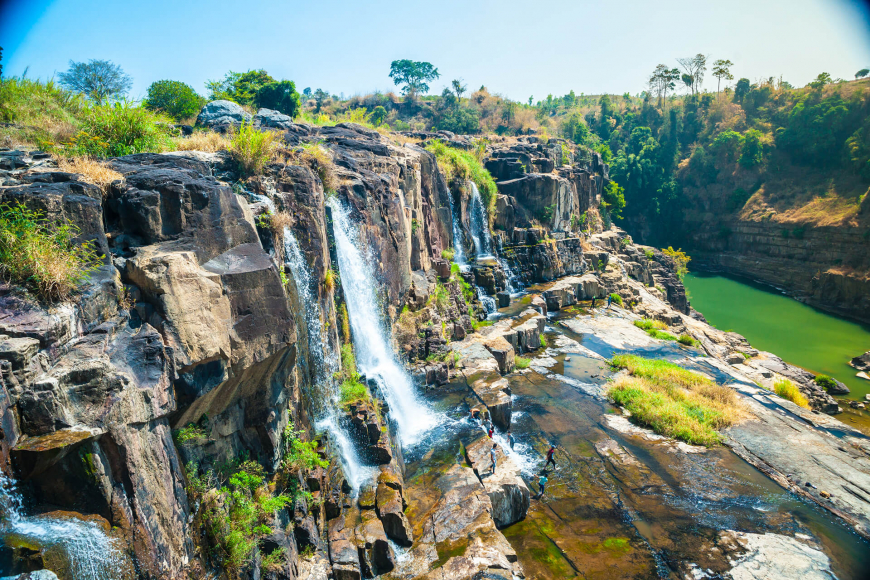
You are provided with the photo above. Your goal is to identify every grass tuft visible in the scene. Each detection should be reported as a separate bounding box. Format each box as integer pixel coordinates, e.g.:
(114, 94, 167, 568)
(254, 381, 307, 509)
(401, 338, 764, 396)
(678, 334, 700, 347)
(515, 356, 531, 369)
(608, 355, 744, 446)
(230, 120, 280, 175)
(633, 319, 667, 331)
(774, 379, 810, 408)
(0, 202, 102, 301)
(425, 140, 498, 223)
(172, 130, 231, 152)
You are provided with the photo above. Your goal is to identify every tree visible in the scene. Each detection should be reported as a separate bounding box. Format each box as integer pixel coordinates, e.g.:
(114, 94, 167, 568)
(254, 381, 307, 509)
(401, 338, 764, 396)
(857, 69, 870, 80)
(313, 89, 329, 113)
(451, 79, 467, 100)
(602, 180, 626, 219)
(676, 54, 707, 95)
(206, 69, 275, 106)
(528, 96, 533, 106)
(302, 87, 312, 98)
(649, 64, 681, 105)
(739, 129, 764, 168)
(144, 80, 204, 121)
(681, 73, 694, 93)
(712, 59, 734, 95)
(255, 80, 301, 118)
(733, 78, 751, 103)
(388, 60, 440, 100)
(58, 59, 132, 104)
(809, 72, 832, 89)
(371, 106, 387, 126)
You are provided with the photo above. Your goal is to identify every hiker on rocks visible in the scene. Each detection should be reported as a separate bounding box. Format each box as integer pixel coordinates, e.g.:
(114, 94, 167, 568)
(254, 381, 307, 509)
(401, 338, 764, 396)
(490, 444, 498, 474)
(606, 295, 612, 308)
(507, 428, 515, 450)
(488, 426, 494, 438)
(545, 444, 557, 470)
(591, 297, 596, 308)
(538, 473, 548, 498)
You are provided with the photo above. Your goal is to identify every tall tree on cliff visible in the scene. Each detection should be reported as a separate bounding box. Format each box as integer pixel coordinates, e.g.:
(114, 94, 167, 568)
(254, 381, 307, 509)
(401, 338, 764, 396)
(58, 59, 132, 104)
(389, 60, 440, 101)
(649, 65, 680, 107)
(676, 54, 707, 96)
(712, 59, 734, 95)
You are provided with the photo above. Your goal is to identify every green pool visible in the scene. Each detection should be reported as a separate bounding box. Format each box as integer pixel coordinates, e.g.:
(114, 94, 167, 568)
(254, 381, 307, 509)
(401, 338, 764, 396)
(682, 272, 870, 400)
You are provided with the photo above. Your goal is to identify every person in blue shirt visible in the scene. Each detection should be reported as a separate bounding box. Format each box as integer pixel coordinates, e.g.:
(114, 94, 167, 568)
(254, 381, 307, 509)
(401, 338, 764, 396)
(538, 474, 548, 498)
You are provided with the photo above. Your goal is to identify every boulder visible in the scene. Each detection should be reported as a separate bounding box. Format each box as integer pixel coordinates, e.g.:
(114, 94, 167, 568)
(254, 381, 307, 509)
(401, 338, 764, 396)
(465, 437, 530, 528)
(196, 100, 252, 127)
(850, 351, 870, 372)
(355, 511, 396, 577)
(470, 376, 512, 430)
(483, 336, 515, 375)
(253, 108, 295, 129)
(496, 291, 511, 308)
(577, 273, 602, 300)
(329, 511, 361, 580)
(376, 481, 413, 546)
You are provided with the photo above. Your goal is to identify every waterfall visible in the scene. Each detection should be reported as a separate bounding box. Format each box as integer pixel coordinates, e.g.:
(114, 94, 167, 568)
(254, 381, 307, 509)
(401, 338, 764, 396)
(0, 476, 126, 580)
(468, 182, 494, 259)
(328, 199, 438, 445)
(282, 226, 369, 491)
(447, 183, 468, 270)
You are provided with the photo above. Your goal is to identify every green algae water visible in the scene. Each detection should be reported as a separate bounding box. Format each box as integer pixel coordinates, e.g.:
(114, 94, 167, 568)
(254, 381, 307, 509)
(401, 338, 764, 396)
(682, 272, 870, 400)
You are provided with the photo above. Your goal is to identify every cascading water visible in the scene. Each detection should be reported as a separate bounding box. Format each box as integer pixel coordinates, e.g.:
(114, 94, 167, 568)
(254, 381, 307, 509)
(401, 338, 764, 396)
(328, 199, 438, 445)
(468, 182, 494, 259)
(0, 476, 127, 579)
(282, 226, 371, 491)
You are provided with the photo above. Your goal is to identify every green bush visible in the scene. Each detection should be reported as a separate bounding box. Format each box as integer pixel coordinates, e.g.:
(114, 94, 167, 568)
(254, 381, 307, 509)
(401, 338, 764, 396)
(646, 329, 677, 341)
(814, 374, 838, 391)
(282, 421, 327, 471)
(65, 100, 176, 157)
(144, 80, 205, 121)
(678, 334, 700, 347)
(633, 319, 667, 331)
(774, 379, 809, 408)
(255, 80, 302, 118)
(539, 334, 547, 348)
(207, 69, 275, 106)
(441, 248, 455, 261)
(609, 293, 623, 306)
(515, 356, 531, 369)
(0, 203, 102, 301)
(173, 423, 207, 446)
(230, 120, 279, 175)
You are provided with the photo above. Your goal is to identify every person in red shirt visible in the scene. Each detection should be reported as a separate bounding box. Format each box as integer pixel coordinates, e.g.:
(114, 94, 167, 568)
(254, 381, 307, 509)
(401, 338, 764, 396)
(545, 444, 557, 470)
(487, 426, 494, 438)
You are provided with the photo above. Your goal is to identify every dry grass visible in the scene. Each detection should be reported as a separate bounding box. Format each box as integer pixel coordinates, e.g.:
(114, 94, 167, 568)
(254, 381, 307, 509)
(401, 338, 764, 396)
(773, 379, 810, 408)
(171, 131, 231, 152)
(608, 355, 746, 446)
(230, 122, 280, 175)
(288, 143, 338, 193)
(55, 156, 123, 196)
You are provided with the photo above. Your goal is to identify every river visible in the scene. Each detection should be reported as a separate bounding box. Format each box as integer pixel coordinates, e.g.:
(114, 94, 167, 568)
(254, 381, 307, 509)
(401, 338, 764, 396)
(682, 271, 870, 401)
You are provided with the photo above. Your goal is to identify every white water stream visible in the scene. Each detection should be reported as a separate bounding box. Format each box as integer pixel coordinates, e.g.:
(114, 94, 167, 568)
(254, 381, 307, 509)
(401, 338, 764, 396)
(0, 476, 124, 579)
(329, 199, 438, 445)
(282, 226, 370, 491)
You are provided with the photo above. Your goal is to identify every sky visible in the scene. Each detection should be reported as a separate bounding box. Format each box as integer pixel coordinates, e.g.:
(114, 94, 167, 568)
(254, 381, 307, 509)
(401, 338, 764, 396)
(2, 0, 870, 102)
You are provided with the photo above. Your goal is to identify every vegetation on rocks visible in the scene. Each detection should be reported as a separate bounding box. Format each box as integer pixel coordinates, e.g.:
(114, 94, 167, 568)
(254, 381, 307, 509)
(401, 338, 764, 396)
(0, 202, 102, 301)
(64, 100, 176, 157)
(144, 79, 205, 121)
(774, 378, 810, 408)
(230, 120, 279, 175)
(608, 354, 743, 446)
(426, 139, 498, 220)
(337, 344, 370, 407)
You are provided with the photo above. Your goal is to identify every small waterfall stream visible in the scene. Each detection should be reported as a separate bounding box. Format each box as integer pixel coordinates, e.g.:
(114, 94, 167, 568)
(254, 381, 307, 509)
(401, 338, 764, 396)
(328, 199, 438, 445)
(0, 476, 125, 579)
(466, 182, 522, 300)
(282, 226, 370, 491)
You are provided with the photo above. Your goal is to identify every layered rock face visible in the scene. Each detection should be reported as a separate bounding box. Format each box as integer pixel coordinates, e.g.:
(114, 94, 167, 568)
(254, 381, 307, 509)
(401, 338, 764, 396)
(676, 209, 870, 323)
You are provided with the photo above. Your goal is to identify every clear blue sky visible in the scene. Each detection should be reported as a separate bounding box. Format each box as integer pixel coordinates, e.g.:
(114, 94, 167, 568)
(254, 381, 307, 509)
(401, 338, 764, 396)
(2, 0, 869, 101)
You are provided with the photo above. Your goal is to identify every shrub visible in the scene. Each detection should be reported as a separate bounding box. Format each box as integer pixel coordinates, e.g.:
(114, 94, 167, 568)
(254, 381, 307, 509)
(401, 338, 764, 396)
(678, 334, 700, 347)
(774, 379, 810, 408)
(207, 69, 275, 106)
(173, 423, 207, 446)
(293, 143, 337, 192)
(661, 247, 691, 279)
(144, 80, 205, 121)
(608, 355, 743, 446)
(441, 248, 455, 261)
(515, 356, 531, 369)
(814, 374, 837, 391)
(230, 120, 279, 175)
(65, 100, 176, 157)
(609, 293, 623, 306)
(324, 268, 336, 293)
(337, 344, 370, 407)
(0, 202, 102, 301)
(282, 421, 327, 471)
(539, 334, 547, 348)
(644, 248, 655, 260)
(255, 80, 301, 118)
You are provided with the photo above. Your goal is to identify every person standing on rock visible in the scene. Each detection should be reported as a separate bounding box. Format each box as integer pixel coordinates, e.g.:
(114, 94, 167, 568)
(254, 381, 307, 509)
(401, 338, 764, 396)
(488, 426, 494, 438)
(507, 428, 515, 449)
(545, 444, 557, 470)
(490, 443, 498, 474)
(606, 295, 612, 308)
(538, 473, 548, 498)
(591, 297, 596, 309)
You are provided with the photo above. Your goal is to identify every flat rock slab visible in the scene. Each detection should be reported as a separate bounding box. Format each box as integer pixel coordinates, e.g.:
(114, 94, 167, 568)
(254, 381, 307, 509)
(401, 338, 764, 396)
(718, 531, 834, 580)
